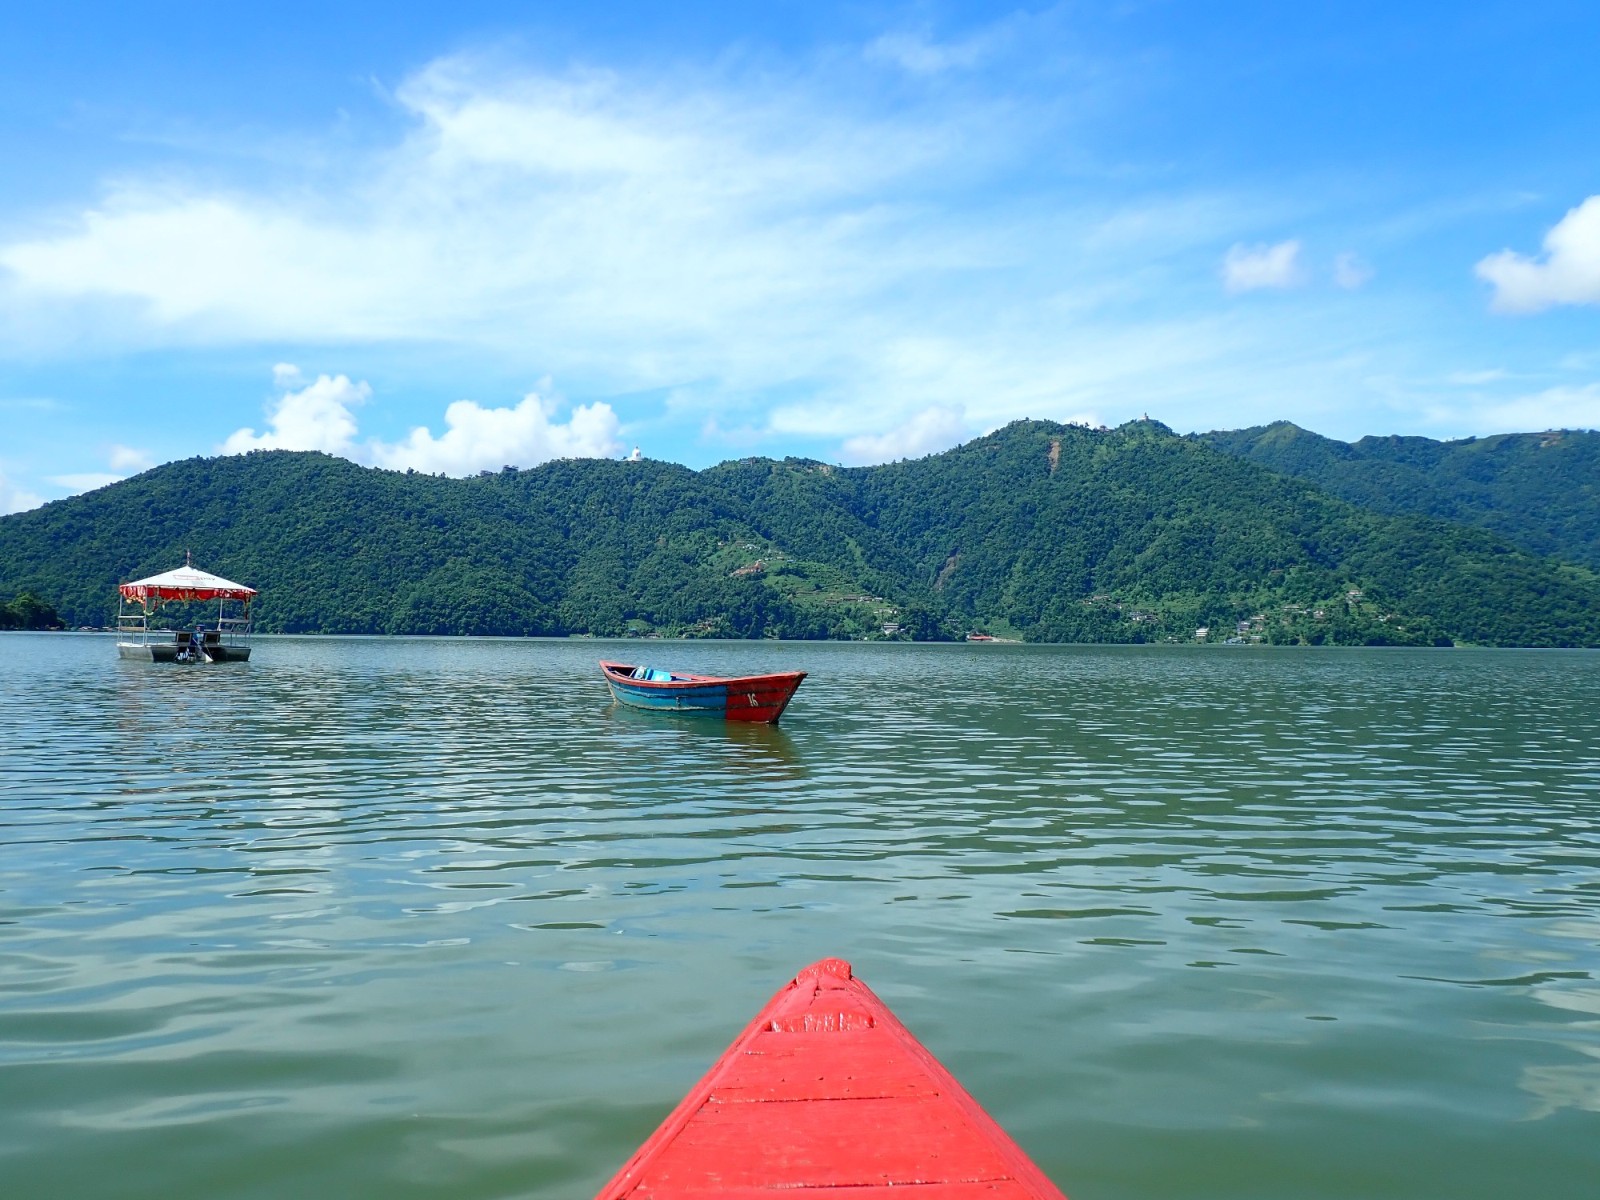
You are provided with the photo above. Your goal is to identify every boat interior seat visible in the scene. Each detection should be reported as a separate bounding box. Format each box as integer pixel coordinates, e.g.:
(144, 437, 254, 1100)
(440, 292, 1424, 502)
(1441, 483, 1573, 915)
(202, 630, 222, 646)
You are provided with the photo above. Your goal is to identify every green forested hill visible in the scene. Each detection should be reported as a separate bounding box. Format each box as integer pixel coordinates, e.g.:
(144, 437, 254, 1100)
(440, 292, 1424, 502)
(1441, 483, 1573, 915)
(1197, 422, 1600, 570)
(841, 419, 1600, 645)
(2, 419, 1598, 645)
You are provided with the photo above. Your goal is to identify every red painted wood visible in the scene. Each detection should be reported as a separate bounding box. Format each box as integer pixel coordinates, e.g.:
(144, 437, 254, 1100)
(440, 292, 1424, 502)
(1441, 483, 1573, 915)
(640, 1094, 1025, 1188)
(709, 1039, 937, 1103)
(627, 1186, 1021, 1200)
(594, 959, 1067, 1199)
(721, 675, 804, 723)
(599, 661, 807, 723)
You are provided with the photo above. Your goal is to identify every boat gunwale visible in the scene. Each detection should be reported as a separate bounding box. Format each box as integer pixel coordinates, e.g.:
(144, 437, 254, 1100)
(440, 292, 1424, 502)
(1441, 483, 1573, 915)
(599, 660, 807, 691)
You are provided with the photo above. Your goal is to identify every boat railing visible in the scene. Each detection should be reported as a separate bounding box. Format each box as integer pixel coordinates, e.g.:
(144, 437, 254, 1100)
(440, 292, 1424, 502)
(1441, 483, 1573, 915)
(116, 618, 187, 648)
(214, 616, 253, 646)
(115, 606, 252, 647)
(116, 609, 159, 647)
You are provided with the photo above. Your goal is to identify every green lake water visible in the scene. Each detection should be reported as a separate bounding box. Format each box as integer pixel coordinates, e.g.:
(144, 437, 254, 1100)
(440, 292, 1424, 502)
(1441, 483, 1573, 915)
(1, 634, 1597, 1198)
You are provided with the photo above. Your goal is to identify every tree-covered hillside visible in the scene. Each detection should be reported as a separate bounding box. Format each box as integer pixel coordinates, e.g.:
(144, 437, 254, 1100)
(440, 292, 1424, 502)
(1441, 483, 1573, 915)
(1197, 422, 1600, 570)
(840, 419, 1600, 646)
(0, 452, 918, 640)
(2, 419, 1598, 646)
(0, 591, 60, 630)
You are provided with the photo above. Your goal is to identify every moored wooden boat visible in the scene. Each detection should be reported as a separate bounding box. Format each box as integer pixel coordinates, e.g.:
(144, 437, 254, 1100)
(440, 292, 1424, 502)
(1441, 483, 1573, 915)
(600, 660, 806, 724)
(594, 958, 1067, 1199)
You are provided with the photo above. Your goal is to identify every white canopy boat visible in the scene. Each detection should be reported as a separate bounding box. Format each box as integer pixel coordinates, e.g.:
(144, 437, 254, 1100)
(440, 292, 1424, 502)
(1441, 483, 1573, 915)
(116, 555, 257, 663)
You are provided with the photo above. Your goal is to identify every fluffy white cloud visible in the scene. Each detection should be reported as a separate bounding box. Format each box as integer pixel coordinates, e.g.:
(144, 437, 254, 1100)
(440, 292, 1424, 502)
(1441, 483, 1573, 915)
(220, 366, 619, 474)
(0, 469, 43, 515)
(1222, 240, 1304, 293)
(0, 56, 971, 362)
(367, 393, 621, 474)
(1333, 252, 1373, 289)
(1477, 196, 1600, 313)
(221, 372, 368, 455)
(840, 406, 969, 464)
(0, 48, 1230, 446)
(0, 44, 1472, 450)
(108, 444, 155, 472)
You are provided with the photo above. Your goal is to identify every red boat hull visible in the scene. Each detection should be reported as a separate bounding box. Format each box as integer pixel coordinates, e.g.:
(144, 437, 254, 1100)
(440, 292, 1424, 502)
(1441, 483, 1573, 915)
(600, 661, 806, 724)
(594, 959, 1067, 1199)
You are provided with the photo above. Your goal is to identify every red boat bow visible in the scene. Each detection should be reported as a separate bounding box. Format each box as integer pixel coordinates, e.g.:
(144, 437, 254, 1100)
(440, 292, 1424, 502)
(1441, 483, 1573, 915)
(595, 958, 1067, 1198)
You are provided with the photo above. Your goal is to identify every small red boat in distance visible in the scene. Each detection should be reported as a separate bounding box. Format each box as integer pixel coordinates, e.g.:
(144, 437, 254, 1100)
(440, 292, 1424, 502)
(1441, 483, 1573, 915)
(594, 958, 1067, 1199)
(600, 661, 806, 724)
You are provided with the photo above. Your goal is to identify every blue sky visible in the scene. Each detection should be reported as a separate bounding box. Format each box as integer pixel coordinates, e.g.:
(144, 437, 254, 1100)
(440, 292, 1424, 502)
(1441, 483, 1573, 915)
(3, 1, 1599, 512)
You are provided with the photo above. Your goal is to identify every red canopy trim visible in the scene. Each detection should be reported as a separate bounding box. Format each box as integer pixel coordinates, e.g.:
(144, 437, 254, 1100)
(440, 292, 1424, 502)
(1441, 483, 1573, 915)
(118, 564, 257, 604)
(118, 583, 256, 602)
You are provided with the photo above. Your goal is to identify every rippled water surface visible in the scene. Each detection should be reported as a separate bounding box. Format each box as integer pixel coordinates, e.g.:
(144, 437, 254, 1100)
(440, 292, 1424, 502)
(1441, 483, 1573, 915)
(2, 634, 1597, 1199)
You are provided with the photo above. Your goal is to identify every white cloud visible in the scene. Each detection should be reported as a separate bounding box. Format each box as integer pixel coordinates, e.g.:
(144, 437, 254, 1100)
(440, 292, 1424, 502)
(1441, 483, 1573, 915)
(1472, 385, 1600, 432)
(47, 472, 122, 492)
(220, 367, 619, 474)
(867, 29, 994, 74)
(840, 406, 969, 464)
(1222, 240, 1305, 293)
(108, 444, 155, 471)
(0, 470, 43, 515)
(1477, 195, 1600, 313)
(30, 446, 159, 503)
(0, 42, 1481, 450)
(1432, 383, 1600, 433)
(221, 371, 368, 455)
(1446, 369, 1509, 386)
(0, 48, 1128, 445)
(1333, 252, 1373, 289)
(367, 393, 621, 474)
(864, 11, 1046, 76)
(0, 56, 974, 360)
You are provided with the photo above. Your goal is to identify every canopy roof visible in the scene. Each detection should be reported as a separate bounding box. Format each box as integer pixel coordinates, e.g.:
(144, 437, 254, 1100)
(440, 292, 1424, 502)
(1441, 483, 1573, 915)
(119, 563, 257, 603)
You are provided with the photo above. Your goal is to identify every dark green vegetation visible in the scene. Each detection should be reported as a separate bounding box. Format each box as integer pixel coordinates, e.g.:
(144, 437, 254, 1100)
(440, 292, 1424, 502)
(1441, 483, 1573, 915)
(0, 591, 61, 630)
(1199, 422, 1600, 570)
(2, 419, 1597, 645)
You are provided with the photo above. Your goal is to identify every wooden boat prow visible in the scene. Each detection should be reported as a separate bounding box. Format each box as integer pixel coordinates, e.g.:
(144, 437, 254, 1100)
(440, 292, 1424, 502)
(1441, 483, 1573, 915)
(595, 958, 1067, 1198)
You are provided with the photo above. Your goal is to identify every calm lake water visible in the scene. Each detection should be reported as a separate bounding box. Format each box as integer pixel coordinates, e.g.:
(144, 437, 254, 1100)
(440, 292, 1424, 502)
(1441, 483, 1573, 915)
(1, 634, 1597, 1199)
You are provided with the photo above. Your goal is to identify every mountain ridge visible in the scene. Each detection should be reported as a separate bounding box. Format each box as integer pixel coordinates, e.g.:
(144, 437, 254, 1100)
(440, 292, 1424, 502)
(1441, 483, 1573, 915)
(2, 418, 1597, 646)
(1196, 421, 1600, 569)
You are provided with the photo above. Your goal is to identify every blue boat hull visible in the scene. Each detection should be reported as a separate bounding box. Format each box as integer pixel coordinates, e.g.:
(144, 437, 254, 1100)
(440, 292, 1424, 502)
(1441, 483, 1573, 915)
(609, 680, 730, 715)
(600, 661, 805, 723)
